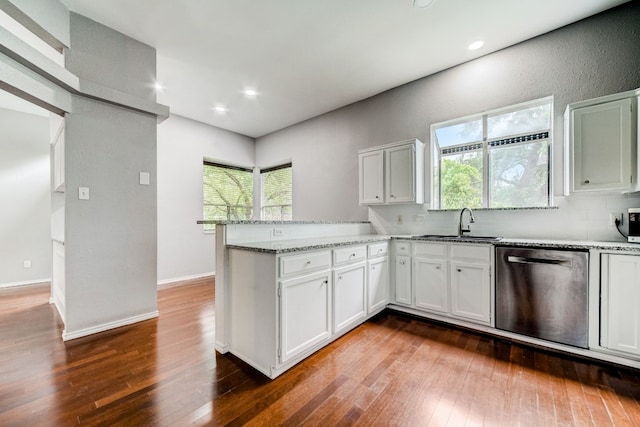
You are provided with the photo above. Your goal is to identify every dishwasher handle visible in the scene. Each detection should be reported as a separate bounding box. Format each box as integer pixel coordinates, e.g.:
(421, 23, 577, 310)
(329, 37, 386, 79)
(507, 255, 572, 267)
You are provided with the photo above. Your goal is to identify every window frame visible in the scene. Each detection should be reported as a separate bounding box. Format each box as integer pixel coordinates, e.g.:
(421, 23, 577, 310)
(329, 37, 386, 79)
(431, 96, 553, 210)
(202, 160, 255, 230)
(260, 162, 293, 221)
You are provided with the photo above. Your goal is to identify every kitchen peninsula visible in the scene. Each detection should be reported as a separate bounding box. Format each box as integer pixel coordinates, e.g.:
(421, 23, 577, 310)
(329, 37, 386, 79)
(210, 220, 640, 379)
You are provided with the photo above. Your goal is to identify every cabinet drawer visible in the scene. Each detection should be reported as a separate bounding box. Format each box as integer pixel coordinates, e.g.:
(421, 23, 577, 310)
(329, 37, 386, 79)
(368, 242, 389, 258)
(334, 245, 367, 266)
(450, 244, 491, 262)
(280, 251, 331, 277)
(395, 241, 411, 256)
(414, 242, 447, 258)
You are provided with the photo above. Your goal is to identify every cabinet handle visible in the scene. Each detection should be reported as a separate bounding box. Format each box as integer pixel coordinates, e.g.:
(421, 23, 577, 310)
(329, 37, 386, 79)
(351, 253, 356, 257)
(584, 179, 590, 184)
(390, 195, 395, 198)
(436, 266, 440, 270)
(457, 268, 462, 272)
(323, 280, 328, 284)
(399, 261, 405, 265)
(338, 276, 342, 280)
(306, 261, 312, 265)
(375, 195, 380, 199)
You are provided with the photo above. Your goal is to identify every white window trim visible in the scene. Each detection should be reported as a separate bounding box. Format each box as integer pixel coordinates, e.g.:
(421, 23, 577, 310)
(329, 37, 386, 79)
(259, 162, 293, 221)
(202, 159, 255, 228)
(430, 96, 554, 210)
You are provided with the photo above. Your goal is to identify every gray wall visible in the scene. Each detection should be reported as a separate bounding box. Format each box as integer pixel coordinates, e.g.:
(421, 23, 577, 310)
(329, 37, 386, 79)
(256, 2, 640, 234)
(62, 13, 159, 334)
(65, 13, 157, 103)
(0, 107, 50, 286)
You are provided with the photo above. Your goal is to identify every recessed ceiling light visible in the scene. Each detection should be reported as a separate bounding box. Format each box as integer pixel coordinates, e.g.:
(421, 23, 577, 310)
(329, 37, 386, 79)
(213, 105, 227, 114)
(468, 40, 484, 51)
(243, 88, 258, 98)
(413, 0, 435, 8)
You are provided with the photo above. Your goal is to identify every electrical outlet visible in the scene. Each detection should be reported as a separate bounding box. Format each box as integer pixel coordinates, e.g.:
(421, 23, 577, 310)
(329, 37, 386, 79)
(78, 186, 90, 200)
(272, 228, 283, 237)
(610, 213, 623, 227)
(23, 260, 31, 268)
(397, 215, 403, 225)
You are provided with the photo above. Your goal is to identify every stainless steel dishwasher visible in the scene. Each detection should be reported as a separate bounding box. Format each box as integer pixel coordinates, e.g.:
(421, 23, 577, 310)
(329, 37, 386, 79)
(495, 247, 589, 349)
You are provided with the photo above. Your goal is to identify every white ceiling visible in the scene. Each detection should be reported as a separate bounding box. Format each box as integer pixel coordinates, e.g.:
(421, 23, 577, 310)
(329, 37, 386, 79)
(61, 0, 628, 138)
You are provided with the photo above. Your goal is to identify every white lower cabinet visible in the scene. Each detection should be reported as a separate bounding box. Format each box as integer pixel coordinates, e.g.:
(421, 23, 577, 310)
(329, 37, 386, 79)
(333, 261, 366, 335)
(394, 255, 412, 306)
(407, 242, 492, 326)
(368, 255, 389, 315)
(393, 240, 412, 306)
(414, 257, 448, 313)
(280, 270, 332, 363)
(51, 240, 66, 322)
(450, 260, 491, 323)
(227, 240, 391, 379)
(600, 253, 640, 357)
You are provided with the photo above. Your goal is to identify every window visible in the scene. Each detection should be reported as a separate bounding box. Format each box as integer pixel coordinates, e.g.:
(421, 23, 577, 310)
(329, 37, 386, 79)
(202, 162, 254, 230)
(261, 163, 292, 220)
(432, 97, 552, 209)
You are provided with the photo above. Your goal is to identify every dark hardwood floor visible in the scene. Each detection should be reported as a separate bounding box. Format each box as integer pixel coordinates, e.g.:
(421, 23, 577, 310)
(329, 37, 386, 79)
(1, 277, 639, 426)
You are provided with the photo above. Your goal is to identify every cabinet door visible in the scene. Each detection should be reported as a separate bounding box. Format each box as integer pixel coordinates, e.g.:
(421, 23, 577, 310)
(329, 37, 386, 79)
(52, 123, 65, 192)
(51, 240, 65, 320)
(602, 254, 640, 356)
(367, 257, 389, 314)
(394, 255, 411, 306)
(385, 144, 415, 203)
(359, 150, 384, 204)
(414, 257, 448, 313)
(280, 270, 331, 363)
(333, 262, 366, 335)
(450, 261, 490, 324)
(572, 98, 633, 192)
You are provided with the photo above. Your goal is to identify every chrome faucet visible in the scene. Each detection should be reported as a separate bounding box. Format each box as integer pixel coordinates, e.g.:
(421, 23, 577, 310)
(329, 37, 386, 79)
(458, 207, 475, 236)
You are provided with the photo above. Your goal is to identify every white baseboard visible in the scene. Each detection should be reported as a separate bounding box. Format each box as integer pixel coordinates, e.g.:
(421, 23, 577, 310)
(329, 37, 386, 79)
(49, 296, 66, 324)
(0, 278, 50, 289)
(62, 310, 159, 341)
(157, 271, 215, 287)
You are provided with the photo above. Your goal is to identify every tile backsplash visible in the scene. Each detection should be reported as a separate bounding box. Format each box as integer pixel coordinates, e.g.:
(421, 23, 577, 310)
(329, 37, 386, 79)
(369, 193, 640, 242)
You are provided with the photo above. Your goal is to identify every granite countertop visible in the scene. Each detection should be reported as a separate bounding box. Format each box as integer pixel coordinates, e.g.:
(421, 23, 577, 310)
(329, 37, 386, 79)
(197, 220, 371, 225)
(225, 234, 391, 254)
(227, 234, 640, 254)
(403, 235, 640, 252)
(494, 237, 640, 252)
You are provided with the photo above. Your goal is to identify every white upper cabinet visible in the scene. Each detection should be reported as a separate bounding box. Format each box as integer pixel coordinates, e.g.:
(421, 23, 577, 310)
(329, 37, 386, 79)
(359, 139, 424, 205)
(359, 150, 384, 204)
(565, 89, 639, 194)
(51, 114, 65, 192)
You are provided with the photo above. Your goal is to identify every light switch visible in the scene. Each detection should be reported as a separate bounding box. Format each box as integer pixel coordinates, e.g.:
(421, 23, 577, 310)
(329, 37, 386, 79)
(78, 187, 90, 200)
(139, 172, 150, 185)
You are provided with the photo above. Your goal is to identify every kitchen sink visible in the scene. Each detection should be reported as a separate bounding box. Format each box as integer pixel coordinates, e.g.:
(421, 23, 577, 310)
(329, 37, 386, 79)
(413, 234, 503, 241)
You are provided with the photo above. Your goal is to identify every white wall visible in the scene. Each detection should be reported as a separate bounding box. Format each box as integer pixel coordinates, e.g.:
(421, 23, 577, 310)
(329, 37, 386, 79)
(3, 0, 70, 49)
(157, 114, 255, 283)
(0, 107, 50, 287)
(256, 2, 640, 241)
